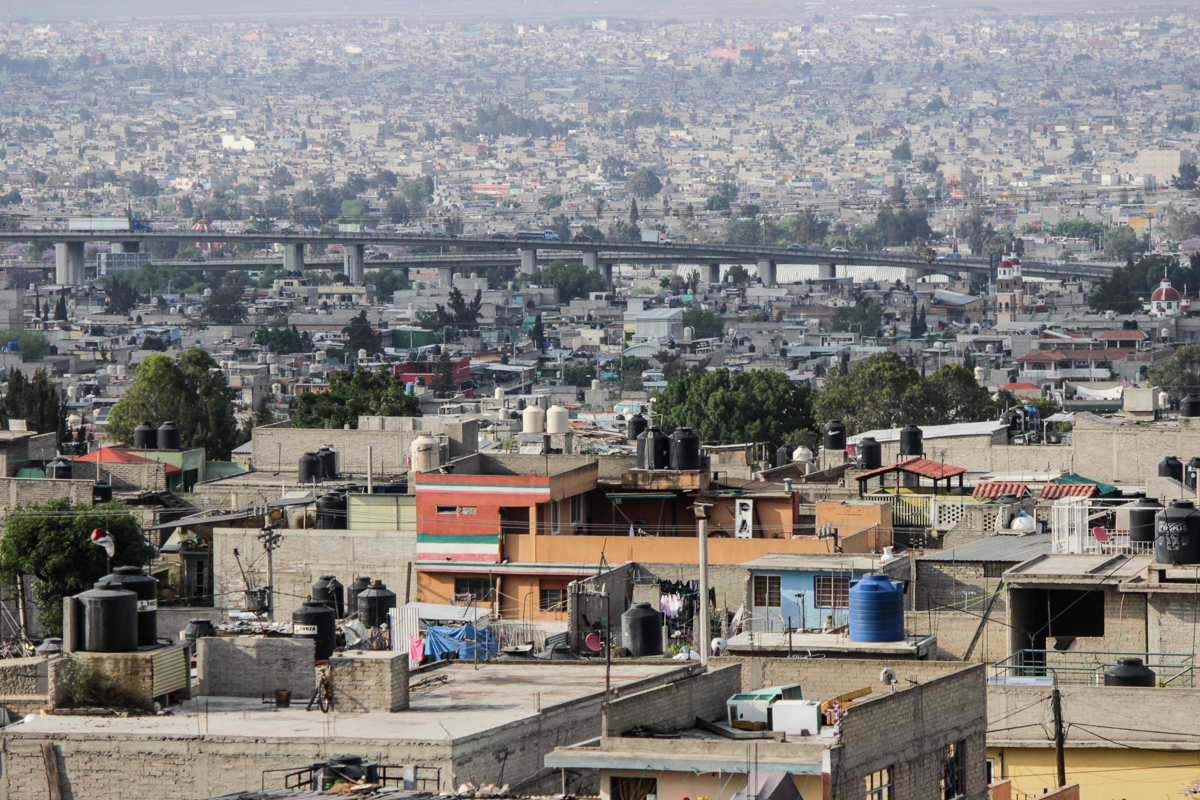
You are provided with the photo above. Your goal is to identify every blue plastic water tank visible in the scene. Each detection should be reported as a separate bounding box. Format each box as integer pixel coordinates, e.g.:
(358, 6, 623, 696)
(848, 574, 905, 642)
(5, 341, 17, 352)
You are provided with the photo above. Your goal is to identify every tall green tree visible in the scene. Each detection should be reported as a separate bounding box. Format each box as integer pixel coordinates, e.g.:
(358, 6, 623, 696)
(654, 368, 816, 446)
(813, 351, 930, 434)
(627, 168, 663, 199)
(1148, 345, 1200, 401)
(105, 350, 241, 459)
(104, 274, 139, 316)
(201, 280, 247, 324)
(343, 310, 381, 355)
(681, 308, 725, 339)
(53, 295, 67, 321)
(430, 348, 456, 394)
(0, 500, 149, 633)
(3, 368, 68, 446)
(531, 312, 545, 350)
(529, 261, 606, 301)
(293, 369, 421, 429)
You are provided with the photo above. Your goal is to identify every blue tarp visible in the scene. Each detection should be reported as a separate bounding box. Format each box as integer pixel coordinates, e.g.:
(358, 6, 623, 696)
(424, 624, 497, 662)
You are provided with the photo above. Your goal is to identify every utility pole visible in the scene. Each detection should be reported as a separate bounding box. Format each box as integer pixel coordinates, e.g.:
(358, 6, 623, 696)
(257, 525, 283, 622)
(1051, 686, 1066, 788)
(698, 513, 709, 667)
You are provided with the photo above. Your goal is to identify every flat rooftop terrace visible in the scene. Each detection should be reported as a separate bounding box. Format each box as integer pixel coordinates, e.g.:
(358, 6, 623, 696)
(9, 662, 684, 741)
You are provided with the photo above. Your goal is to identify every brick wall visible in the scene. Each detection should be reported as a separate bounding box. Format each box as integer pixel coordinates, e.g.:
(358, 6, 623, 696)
(328, 651, 409, 712)
(914, 561, 1007, 613)
(988, 684, 1200, 746)
(195, 636, 315, 700)
(0, 478, 93, 510)
(723, 655, 966, 702)
(1146, 593, 1200, 656)
(831, 664, 987, 800)
(71, 461, 168, 492)
(1006, 584, 1146, 655)
(606, 663, 740, 734)
(907, 608, 1012, 662)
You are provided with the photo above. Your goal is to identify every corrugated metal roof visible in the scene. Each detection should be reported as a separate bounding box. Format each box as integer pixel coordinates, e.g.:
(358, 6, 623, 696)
(847, 420, 1005, 445)
(918, 533, 1052, 563)
(973, 481, 1029, 499)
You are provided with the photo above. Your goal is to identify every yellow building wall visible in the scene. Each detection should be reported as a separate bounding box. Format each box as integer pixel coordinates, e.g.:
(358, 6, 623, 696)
(989, 746, 1200, 800)
(601, 770, 824, 800)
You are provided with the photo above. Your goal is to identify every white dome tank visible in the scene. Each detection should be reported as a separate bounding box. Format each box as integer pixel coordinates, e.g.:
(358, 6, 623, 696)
(591, 379, 601, 391)
(410, 435, 440, 473)
(974, 366, 986, 383)
(546, 405, 569, 434)
(269, 364, 280, 376)
(258, 353, 268, 365)
(116, 365, 126, 377)
(495, 387, 505, 400)
(66, 385, 78, 401)
(522, 406, 545, 434)
(1159, 391, 1170, 407)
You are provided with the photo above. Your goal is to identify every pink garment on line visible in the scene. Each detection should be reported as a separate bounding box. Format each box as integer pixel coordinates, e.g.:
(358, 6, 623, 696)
(409, 636, 425, 663)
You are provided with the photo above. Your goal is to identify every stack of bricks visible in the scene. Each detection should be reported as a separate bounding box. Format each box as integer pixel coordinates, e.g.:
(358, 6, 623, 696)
(328, 650, 409, 712)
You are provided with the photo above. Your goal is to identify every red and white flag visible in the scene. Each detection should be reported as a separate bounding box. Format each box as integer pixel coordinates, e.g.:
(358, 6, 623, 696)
(90, 528, 115, 558)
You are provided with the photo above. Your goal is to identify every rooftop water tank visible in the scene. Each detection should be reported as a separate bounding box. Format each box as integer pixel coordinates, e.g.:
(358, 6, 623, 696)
(1104, 657, 1156, 687)
(78, 580, 138, 653)
(591, 379, 602, 391)
(410, 435, 440, 473)
(635, 427, 652, 469)
(668, 427, 701, 470)
(312, 575, 345, 618)
(776, 444, 792, 468)
(102, 566, 158, 647)
(1158, 455, 1183, 483)
(47, 457, 72, 480)
(293, 600, 336, 661)
(622, 602, 664, 657)
(357, 580, 397, 628)
(1128, 498, 1162, 544)
(347, 576, 372, 616)
(522, 405, 545, 434)
(133, 421, 157, 450)
(1182, 395, 1200, 418)
(298, 452, 323, 483)
(34, 638, 63, 657)
(1155, 500, 1200, 565)
(858, 437, 883, 470)
(648, 426, 670, 469)
(157, 421, 181, 451)
(823, 420, 847, 451)
(183, 619, 217, 641)
(317, 447, 338, 480)
(547, 405, 569, 435)
(494, 387, 505, 401)
(315, 493, 346, 530)
(848, 575, 904, 643)
(627, 413, 649, 442)
(899, 424, 924, 457)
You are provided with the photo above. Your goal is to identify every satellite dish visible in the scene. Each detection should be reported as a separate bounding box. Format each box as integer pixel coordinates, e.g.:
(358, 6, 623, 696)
(879, 667, 898, 686)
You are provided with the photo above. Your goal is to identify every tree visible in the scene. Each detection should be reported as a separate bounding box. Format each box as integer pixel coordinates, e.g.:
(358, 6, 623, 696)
(831, 299, 884, 336)
(269, 165, 295, 190)
(364, 269, 407, 298)
(53, 295, 67, 321)
(253, 395, 276, 427)
(105, 350, 241, 459)
(0, 500, 149, 633)
(629, 198, 640, 224)
(1175, 163, 1198, 191)
(532, 313, 545, 350)
(563, 364, 596, 387)
(104, 274, 139, 316)
(429, 347, 456, 394)
(724, 265, 751, 286)
(3, 368, 68, 446)
(141, 336, 168, 352)
(530, 261, 606, 301)
(891, 140, 913, 161)
(910, 304, 928, 337)
(627, 168, 663, 199)
(813, 352, 929, 434)
(419, 287, 483, 330)
(293, 369, 421, 429)
(654, 368, 816, 447)
(254, 325, 307, 354)
(600, 155, 629, 182)
(201, 277, 247, 325)
(682, 308, 725, 339)
(343, 310, 381, 355)
(1148, 345, 1200, 401)
(1103, 225, 1140, 261)
(923, 364, 997, 424)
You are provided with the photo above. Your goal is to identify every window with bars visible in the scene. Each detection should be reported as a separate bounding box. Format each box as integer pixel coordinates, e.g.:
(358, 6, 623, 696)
(753, 575, 781, 608)
(539, 579, 568, 612)
(814, 575, 850, 608)
(454, 577, 496, 603)
(864, 767, 892, 800)
(941, 740, 965, 799)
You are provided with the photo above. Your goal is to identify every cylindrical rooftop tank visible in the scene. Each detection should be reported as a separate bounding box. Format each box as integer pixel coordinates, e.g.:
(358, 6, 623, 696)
(591, 379, 602, 391)
(48, 457, 72, 480)
(627, 413, 649, 442)
(1155, 500, 1200, 565)
(316, 493, 346, 530)
(776, 444, 792, 468)
(183, 618, 217, 641)
(649, 426, 670, 469)
(78, 580, 138, 653)
(1128, 498, 1162, 544)
(899, 424, 924, 457)
(317, 447, 337, 480)
(668, 427, 701, 470)
(299, 452, 323, 483)
(546, 404, 569, 435)
(347, 576, 372, 616)
(157, 421, 181, 451)
(312, 575, 345, 618)
(358, 580, 397, 628)
(410, 435, 440, 473)
(858, 437, 883, 470)
(133, 421, 157, 450)
(93, 484, 113, 504)
(102, 566, 158, 647)
(823, 419, 847, 451)
(34, 638, 63, 657)
(1158, 455, 1183, 483)
(1104, 657, 1157, 687)
(1182, 395, 1200, 418)
(293, 600, 337, 661)
(635, 428, 652, 469)
(522, 405, 545, 434)
(848, 575, 905, 643)
(622, 602, 664, 657)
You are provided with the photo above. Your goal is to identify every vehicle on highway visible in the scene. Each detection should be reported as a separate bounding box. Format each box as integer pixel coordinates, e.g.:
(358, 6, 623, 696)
(830, 247, 849, 252)
(572, 233, 593, 242)
(488, 232, 509, 240)
(515, 229, 560, 240)
(786, 243, 806, 251)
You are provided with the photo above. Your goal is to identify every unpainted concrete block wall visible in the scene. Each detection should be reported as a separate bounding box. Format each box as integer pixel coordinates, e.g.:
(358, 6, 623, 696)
(328, 651, 409, 712)
(606, 663, 740, 733)
(725, 656, 965, 702)
(195, 636, 315, 700)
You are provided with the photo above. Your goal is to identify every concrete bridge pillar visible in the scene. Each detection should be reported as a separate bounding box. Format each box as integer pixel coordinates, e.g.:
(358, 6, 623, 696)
(344, 243, 365, 284)
(111, 241, 139, 255)
(817, 262, 836, 281)
(904, 268, 929, 284)
(757, 259, 776, 287)
(708, 263, 721, 285)
(283, 243, 305, 273)
(582, 251, 598, 271)
(438, 266, 454, 288)
(56, 242, 85, 286)
(602, 263, 614, 291)
(520, 248, 538, 275)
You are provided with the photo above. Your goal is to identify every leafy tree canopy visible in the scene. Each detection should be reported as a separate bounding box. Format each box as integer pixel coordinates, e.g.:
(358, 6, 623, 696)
(293, 369, 421, 429)
(343, 310, 381, 355)
(1090, 253, 1200, 315)
(530, 261, 606, 301)
(254, 324, 308, 354)
(654, 368, 816, 447)
(831, 299, 884, 336)
(419, 287, 483, 330)
(682, 308, 725, 339)
(1148, 344, 1200, 401)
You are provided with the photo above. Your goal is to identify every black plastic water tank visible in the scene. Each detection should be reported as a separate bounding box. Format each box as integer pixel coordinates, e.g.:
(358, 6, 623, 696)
(858, 437, 883, 470)
(47, 457, 72, 479)
(1158, 455, 1183, 483)
(92, 484, 113, 504)
(183, 618, 217, 641)
(899, 424, 924, 457)
(347, 576, 372, 616)
(1189, 458, 1200, 490)
(1182, 395, 1200, 418)
(103, 566, 158, 647)
(649, 427, 671, 469)
(34, 638, 63, 656)
(635, 428, 652, 469)
(1155, 500, 1200, 565)
(668, 427, 701, 470)
(621, 602, 664, 657)
(1128, 498, 1162, 544)
(157, 421, 181, 451)
(298, 452, 323, 483)
(358, 580, 397, 628)
(823, 419, 847, 451)
(293, 600, 337, 660)
(776, 444, 792, 467)
(317, 447, 337, 479)
(1104, 657, 1156, 687)
(312, 575, 345, 618)
(133, 421, 157, 450)
(627, 413, 648, 442)
(747, 343, 756, 353)
(316, 493, 346, 530)
(78, 580, 138, 653)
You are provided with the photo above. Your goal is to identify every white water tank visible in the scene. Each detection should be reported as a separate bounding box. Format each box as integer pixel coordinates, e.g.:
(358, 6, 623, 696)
(522, 406, 545, 434)
(358, 349, 368, 361)
(66, 386, 78, 401)
(974, 366, 986, 383)
(203, 287, 213, 297)
(269, 364, 280, 376)
(547, 405, 569, 434)
(495, 387, 506, 400)
(106, 365, 118, 377)
(258, 353, 268, 365)
(116, 365, 126, 377)
(1159, 391, 1170, 407)
(410, 435, 440, 473)
(591, 379, 601, 391)
(683, 326, 695, 342)
(316, 351, 328, 363)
